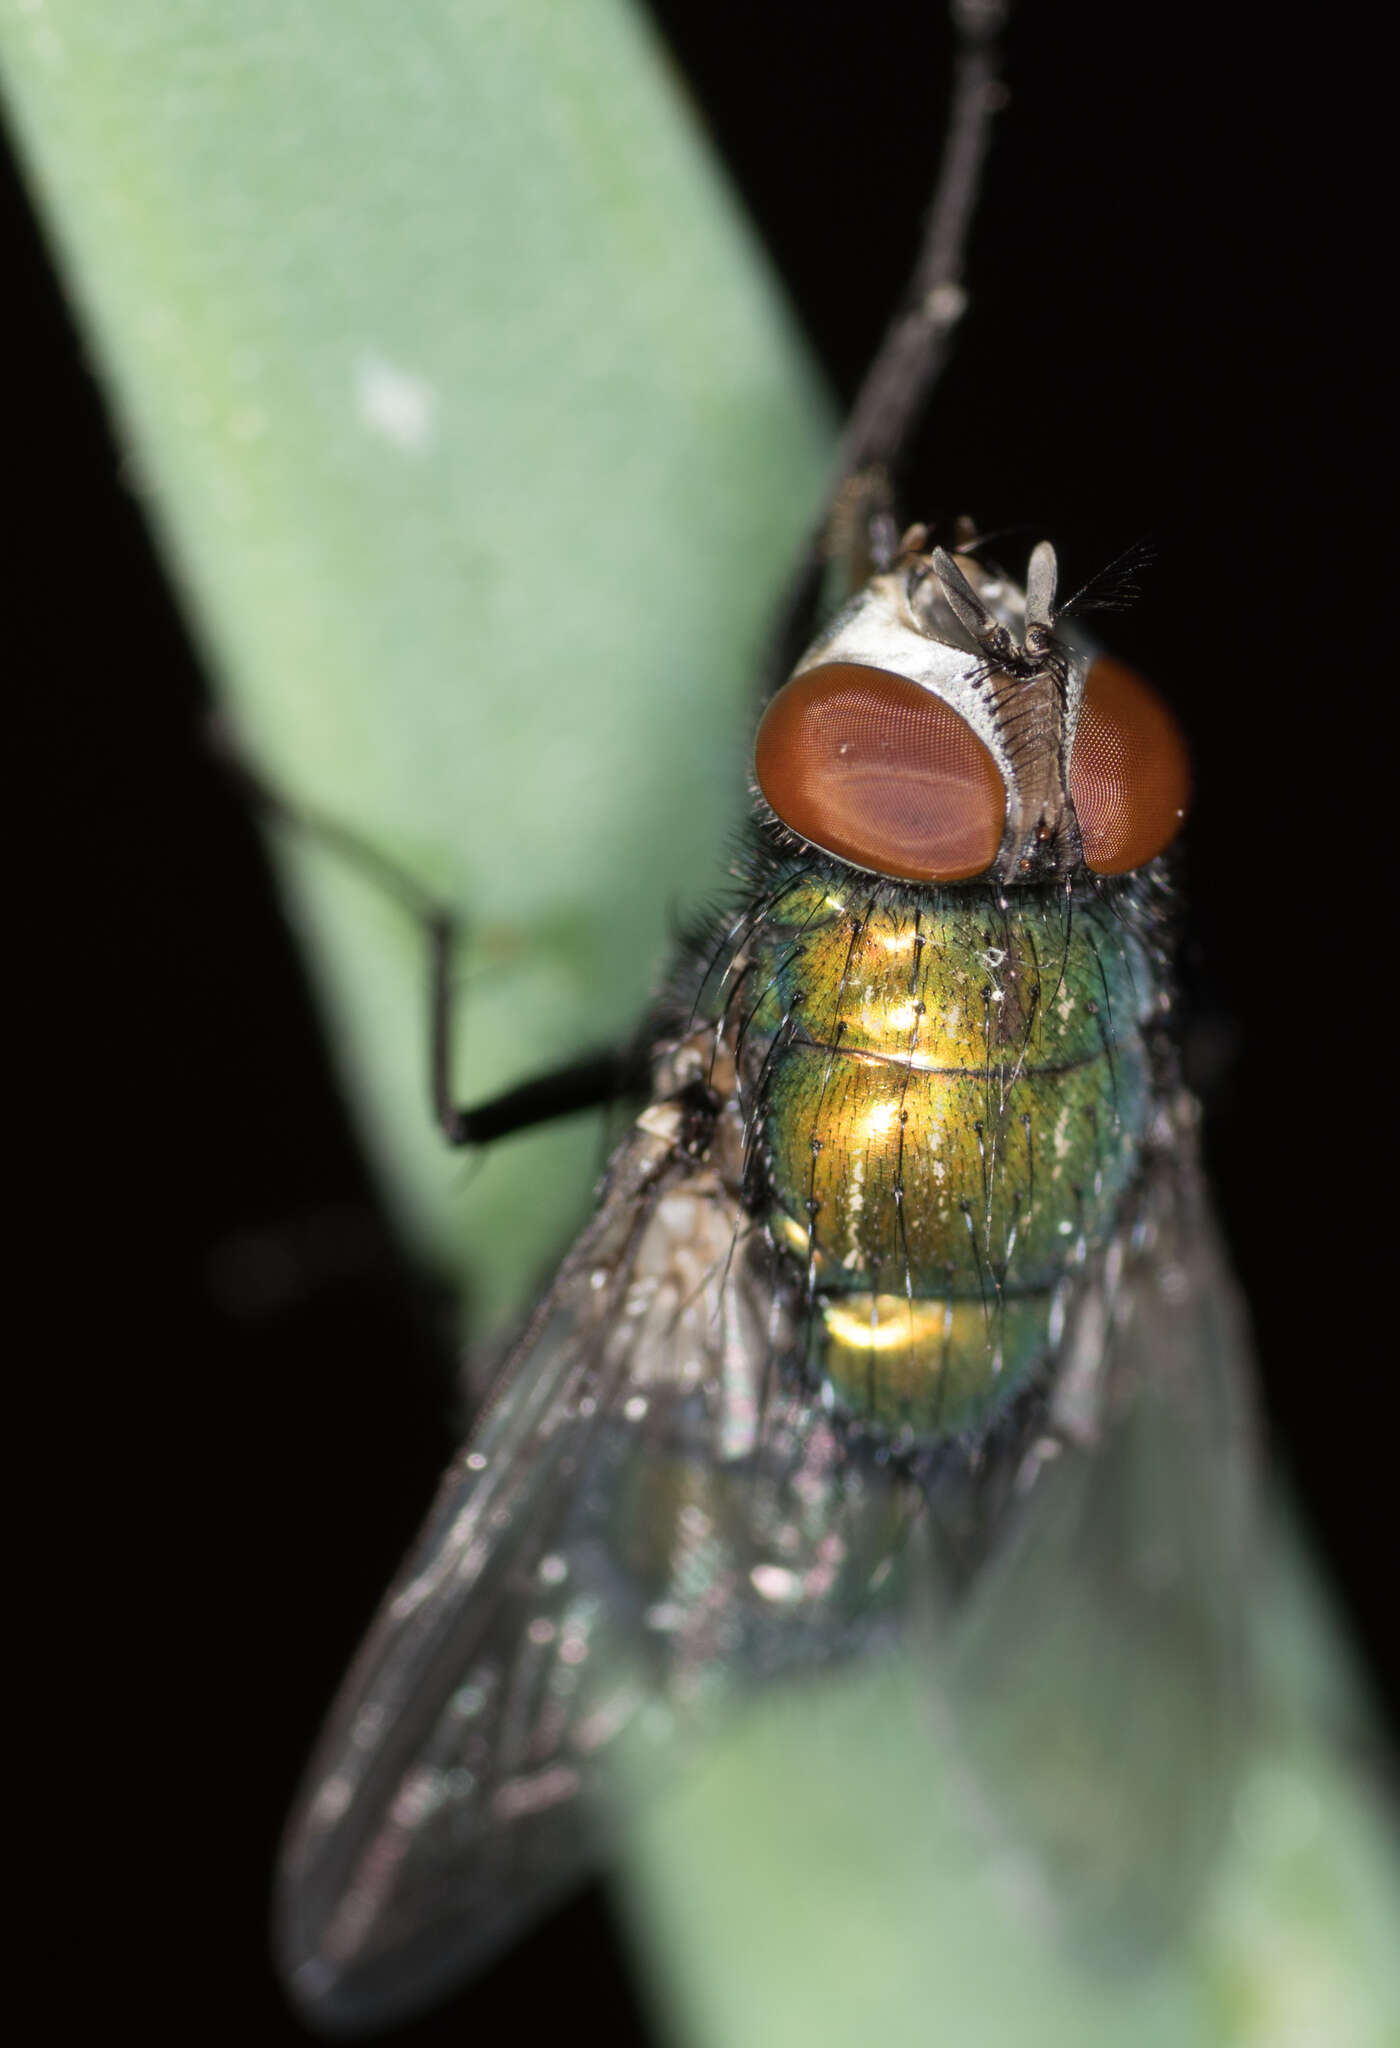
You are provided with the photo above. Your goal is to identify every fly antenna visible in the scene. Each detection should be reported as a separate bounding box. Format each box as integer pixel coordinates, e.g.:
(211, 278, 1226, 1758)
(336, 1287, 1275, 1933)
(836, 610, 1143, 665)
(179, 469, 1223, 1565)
(930, 537, 1061, 670)
(929, 545, 1010, 657)
(1023, 540, 1058, 634)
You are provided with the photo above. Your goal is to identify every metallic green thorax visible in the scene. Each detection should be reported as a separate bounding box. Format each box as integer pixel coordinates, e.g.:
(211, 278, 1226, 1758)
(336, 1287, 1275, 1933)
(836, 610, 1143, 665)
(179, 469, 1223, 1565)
(717, 866, 1159, 1439)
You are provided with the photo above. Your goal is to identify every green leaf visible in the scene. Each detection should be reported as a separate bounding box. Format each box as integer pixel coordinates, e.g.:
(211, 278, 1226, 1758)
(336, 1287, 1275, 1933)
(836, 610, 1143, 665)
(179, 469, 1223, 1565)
(2, 0, 832, 1330)
(618, 1512, 1400, 2048)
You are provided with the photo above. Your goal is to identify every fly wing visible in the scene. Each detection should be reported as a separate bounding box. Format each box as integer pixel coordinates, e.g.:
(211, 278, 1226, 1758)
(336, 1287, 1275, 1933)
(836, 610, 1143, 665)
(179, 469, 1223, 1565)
(933, 1135, 1259, 1959)
(275, 1113, 915, 2035)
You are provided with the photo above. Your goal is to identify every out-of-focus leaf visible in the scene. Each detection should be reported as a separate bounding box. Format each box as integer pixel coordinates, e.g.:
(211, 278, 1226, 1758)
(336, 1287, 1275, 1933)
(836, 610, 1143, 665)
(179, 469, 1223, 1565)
(618, 1511, 1400, 2048)
(1, 0, 831, 1329)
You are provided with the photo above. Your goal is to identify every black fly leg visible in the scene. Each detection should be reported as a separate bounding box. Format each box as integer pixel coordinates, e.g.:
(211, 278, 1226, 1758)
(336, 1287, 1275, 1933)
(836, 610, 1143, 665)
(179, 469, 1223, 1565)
(423, 913, 647, 1145)
(214, 734, 645, 1148)
(825, 0, 1007, 499)
(761, 0, 1007, 692)
(823, 465, 903, 593)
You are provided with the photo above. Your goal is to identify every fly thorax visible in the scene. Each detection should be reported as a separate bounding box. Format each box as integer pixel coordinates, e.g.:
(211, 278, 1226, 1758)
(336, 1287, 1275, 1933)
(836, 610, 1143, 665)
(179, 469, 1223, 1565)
(729, 870, 1159, 1443)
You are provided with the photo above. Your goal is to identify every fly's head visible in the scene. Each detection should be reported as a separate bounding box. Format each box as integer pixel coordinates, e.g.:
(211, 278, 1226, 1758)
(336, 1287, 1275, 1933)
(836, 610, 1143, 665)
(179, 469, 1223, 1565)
(754, 529, 1190, 889)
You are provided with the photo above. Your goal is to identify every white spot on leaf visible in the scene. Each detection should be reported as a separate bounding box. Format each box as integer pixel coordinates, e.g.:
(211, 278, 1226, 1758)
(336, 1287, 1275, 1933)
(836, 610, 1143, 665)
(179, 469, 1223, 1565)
(355, 353, 438, 451)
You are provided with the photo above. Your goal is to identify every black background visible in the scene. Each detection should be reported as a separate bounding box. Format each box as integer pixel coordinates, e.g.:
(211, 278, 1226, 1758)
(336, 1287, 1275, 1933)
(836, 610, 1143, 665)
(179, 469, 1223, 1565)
(16, 1, 1392, 2039)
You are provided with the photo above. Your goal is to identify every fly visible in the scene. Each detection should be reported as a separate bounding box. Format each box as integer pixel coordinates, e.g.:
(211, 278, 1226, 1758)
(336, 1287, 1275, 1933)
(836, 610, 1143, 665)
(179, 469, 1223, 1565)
(274, 1, 1256, 2031)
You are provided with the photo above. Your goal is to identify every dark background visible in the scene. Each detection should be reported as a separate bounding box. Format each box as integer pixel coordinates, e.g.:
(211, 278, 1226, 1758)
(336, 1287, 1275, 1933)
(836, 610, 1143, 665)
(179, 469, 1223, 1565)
(16, 1, 1391, 2039)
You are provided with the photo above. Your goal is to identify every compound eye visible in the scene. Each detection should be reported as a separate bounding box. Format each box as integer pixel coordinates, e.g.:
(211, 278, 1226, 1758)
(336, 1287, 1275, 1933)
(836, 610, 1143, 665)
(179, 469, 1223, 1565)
(1068, 657, 1191, 875)
(754, 662, 1005, 882)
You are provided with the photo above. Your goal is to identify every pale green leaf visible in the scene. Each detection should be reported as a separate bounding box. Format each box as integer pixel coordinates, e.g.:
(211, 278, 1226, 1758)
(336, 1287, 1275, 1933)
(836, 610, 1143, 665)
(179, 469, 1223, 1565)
(2, 0, 832, 1329)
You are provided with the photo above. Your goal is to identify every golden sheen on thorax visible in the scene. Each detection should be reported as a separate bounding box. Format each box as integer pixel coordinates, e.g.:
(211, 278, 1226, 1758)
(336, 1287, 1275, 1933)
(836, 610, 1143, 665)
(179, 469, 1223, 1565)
(733, 874, 1154, 1434)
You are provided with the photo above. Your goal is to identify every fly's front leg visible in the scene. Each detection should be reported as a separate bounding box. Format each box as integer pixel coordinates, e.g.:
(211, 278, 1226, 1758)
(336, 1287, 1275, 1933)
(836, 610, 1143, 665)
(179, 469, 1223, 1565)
(760, 0, 1007, 692)
(215, 734, 645, 1147)
(824, 465, 903, 592)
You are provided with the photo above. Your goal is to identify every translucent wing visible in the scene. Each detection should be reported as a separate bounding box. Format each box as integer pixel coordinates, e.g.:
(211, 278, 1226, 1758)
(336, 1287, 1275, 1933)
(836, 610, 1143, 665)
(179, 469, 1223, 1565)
(276, 1106, 919, 2034)
(933, 1132, 1259, 1960)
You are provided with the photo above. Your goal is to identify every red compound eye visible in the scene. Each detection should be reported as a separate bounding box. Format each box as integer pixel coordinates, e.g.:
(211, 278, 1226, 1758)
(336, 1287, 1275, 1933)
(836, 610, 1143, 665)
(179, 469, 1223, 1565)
(754, 662, 1005, 882)
(1069, 657, 1191, 874)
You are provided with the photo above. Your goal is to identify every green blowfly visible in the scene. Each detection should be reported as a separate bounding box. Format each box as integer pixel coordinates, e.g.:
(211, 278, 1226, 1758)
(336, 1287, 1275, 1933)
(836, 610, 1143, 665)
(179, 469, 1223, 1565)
(275, 3, 1257, 2029)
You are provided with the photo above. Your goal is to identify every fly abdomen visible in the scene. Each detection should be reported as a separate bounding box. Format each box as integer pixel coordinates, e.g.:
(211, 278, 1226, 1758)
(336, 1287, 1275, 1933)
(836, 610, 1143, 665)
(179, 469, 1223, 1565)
(735, 872, 1155, 1439)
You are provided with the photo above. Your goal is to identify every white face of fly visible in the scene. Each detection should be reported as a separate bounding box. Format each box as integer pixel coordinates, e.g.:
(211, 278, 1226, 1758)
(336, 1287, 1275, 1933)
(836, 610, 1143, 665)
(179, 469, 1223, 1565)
(787, 538, 1090, 882)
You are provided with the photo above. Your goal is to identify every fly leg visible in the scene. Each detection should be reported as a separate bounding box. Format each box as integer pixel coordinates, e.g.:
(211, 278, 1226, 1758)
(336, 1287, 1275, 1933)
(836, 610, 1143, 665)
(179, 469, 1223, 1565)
(409, 874, 646, 1144)
(214, 734, 646, 1146)
(762, 0, 1008, 687)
